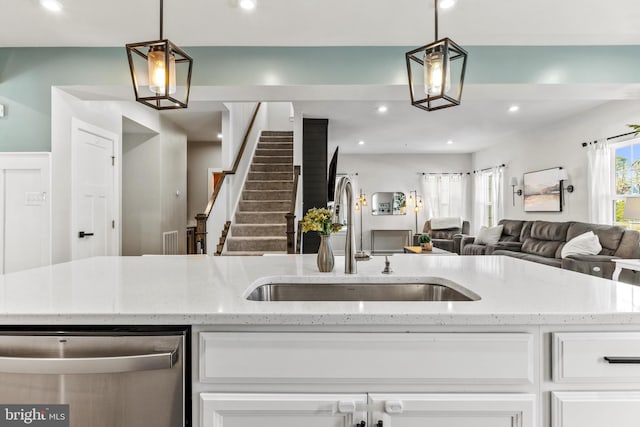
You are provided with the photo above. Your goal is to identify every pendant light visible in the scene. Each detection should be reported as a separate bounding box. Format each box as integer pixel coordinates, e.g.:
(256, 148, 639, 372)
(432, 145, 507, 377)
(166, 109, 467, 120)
(125, 0, 193, 110)
(405, 0, 468, 111)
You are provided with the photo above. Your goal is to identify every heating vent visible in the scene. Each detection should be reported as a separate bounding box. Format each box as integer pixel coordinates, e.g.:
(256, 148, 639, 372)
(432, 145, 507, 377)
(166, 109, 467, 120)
(162, 230, 179, 255)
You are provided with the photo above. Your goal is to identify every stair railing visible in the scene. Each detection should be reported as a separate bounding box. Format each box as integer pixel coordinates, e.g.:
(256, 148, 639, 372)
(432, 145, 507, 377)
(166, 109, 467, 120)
(190, 102, 262, 254)
(285, 165, 301, 254)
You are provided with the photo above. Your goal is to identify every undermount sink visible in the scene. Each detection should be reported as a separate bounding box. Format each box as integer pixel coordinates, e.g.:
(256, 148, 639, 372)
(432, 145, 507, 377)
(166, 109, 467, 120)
(245, 278, 480, 302)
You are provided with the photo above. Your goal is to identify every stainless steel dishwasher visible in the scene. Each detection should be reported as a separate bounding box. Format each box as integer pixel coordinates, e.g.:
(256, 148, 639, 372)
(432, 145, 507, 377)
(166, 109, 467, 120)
(0, 328, 188, 427)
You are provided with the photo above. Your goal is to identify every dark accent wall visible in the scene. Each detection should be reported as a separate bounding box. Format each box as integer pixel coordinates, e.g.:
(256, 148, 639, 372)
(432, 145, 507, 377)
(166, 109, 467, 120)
(302, 118, 329, 254)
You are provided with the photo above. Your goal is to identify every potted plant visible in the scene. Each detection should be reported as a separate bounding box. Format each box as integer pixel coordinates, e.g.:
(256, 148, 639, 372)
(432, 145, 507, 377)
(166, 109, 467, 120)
(301, 207, 343, 272)
(418, 233, 432, 251)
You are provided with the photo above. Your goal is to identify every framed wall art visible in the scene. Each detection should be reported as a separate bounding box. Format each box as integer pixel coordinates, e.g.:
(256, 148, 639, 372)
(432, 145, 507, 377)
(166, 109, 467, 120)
(523, 167, 562, 212)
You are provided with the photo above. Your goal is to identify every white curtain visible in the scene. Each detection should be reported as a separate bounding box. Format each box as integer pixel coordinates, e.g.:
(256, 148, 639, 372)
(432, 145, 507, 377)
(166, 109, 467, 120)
(472, 172, 486, 234)
(471, 166, 504, 233)
(491, 165, 505, 225)
(422, 174, 466, 219)
(587, 140, 613, 224)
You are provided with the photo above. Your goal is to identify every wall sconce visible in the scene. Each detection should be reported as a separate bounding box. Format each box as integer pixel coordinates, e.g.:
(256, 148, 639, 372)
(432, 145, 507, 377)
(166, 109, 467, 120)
(558, 169, 574, 193)
(510, 177, 522, 206)
(558, 168, 574, 208)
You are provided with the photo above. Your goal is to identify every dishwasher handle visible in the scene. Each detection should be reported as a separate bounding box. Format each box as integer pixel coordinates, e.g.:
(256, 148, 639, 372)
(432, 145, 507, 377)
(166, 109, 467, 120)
(0, 348, 178, 375)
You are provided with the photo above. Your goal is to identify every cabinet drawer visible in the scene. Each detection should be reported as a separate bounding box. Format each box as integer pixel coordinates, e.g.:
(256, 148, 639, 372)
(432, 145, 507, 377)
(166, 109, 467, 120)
(200, 332, 534, 385)
(552, 391, 640, 427)
(553, 332, 640, 383)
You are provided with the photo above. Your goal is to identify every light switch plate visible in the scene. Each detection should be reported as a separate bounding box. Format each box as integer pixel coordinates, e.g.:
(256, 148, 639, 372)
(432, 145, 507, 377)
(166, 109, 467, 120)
(25, 192, 46, 206)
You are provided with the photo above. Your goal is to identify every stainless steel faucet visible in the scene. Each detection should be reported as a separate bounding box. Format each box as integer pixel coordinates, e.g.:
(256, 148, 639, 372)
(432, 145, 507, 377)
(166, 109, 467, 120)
(332, 176, 357, 274)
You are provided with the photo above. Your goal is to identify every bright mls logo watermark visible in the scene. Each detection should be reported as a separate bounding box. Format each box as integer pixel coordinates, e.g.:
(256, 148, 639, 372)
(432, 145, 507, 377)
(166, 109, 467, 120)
(0, 405, 68, 426)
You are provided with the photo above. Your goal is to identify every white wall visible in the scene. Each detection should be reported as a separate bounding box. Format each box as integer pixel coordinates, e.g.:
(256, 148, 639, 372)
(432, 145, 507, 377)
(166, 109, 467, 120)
(0, 153, 51, 274)
(122, 131, 161, 256)
(52, 88, 188, 261)
(472, 100, 640, 225)
(338, 153, 472, 251)
(187, 141, 222, 224)
(266, 102, 294, 131)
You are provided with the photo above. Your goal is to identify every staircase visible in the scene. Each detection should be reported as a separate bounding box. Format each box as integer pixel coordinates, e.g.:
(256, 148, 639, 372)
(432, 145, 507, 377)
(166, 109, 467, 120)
(224, 131, 294, 255)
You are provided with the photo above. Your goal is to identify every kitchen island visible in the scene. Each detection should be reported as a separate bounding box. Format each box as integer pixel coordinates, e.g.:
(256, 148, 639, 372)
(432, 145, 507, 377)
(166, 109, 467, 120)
(1, 254, 640, 427)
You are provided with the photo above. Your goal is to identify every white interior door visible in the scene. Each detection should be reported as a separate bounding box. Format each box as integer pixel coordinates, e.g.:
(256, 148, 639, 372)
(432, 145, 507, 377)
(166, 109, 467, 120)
(72, 118, 117, 260)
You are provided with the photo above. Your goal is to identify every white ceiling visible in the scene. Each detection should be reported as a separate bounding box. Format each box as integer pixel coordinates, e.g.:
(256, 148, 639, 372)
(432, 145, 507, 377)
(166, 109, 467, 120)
(296, 99, 608, 154)
(10, 0, 640, 152)
(2, 0, 640, 47)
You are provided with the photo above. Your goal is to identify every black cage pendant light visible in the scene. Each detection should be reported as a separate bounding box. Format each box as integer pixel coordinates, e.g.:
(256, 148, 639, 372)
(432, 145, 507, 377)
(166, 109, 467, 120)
(405, 0, 468, 111)
(125, 0, 193, 110)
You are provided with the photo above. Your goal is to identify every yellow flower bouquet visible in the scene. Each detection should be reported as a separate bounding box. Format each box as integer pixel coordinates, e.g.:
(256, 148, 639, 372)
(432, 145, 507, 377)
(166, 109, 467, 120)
(301, 208, 343, 235)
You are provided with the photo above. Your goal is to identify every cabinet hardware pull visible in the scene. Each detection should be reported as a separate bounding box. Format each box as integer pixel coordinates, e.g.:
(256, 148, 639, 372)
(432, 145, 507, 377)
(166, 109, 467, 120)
(78, 231, 94, 238)
(604, 356, 640, 364)
(356, 422, 365, 427)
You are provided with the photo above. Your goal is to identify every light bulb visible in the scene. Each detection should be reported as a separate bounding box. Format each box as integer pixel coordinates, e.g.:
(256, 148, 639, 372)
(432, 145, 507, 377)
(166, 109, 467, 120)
(40, 0, 63, 12)
(148, 48, 176, 95)
(363, 199, 368, 206)
(424, 50, 451, 95)
(355, 203, 360, 211)
(239, 0, 256, 10)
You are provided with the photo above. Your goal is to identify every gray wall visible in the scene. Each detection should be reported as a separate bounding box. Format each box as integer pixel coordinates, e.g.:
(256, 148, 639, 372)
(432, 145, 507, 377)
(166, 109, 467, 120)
(187, 141, 222, 224)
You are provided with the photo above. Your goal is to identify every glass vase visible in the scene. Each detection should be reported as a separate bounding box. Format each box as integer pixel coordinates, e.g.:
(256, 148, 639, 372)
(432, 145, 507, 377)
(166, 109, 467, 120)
(317, 234, 334, 272)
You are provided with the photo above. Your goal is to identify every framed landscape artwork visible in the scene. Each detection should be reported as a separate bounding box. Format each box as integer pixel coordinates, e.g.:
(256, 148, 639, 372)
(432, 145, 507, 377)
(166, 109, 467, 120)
(523, 167, 562, 212)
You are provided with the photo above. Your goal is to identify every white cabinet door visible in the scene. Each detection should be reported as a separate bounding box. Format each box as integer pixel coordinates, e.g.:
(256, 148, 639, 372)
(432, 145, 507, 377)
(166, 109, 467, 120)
(552, 391, 640, 427)
(200, 393, 367, 427)
(369, 394, 536, 427)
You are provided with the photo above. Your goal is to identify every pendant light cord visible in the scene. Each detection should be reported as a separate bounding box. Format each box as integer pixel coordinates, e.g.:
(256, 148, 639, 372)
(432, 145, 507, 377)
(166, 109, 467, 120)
(434, 0, 439, 40)
(159, 0, 164, 39)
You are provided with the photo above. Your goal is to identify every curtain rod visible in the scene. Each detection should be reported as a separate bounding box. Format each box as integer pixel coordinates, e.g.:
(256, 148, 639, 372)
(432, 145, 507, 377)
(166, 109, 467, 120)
(419, 172, 468, 176)
(581, 130, 638, 147)
(472, 163, 506, 174)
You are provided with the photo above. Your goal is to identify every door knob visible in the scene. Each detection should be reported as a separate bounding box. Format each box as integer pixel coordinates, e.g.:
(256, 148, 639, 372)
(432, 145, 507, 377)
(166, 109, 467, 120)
(78, 231, 94, 238)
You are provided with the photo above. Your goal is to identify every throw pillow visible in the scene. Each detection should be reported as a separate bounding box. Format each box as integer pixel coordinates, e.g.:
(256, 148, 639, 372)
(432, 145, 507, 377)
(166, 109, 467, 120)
(560, 231, 602, 259)
(474, 225, 504, 245)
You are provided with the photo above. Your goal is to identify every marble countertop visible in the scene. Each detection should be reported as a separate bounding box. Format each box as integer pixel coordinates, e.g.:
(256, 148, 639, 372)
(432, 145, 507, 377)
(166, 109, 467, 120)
(0, 254, 639, 326)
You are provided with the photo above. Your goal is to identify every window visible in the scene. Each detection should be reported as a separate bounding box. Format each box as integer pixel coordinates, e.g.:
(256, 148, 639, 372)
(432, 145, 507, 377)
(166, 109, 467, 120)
(613, 139, 640, 228)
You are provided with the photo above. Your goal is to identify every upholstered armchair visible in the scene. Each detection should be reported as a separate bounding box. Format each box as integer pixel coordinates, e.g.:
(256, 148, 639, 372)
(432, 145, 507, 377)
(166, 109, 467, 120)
(422, 217, 470, 254)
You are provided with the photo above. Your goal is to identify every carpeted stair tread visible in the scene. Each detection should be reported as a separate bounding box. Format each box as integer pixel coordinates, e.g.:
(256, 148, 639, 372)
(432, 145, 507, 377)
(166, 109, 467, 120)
(250, 163, 293, 172)
(230, 224, 287, 237)
(239, 200, 291, 212)
(242, 189, 293, 200)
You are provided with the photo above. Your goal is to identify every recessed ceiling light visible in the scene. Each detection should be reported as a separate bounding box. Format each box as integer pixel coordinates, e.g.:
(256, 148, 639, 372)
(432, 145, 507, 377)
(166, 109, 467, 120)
(509, 105, 520, 113)
(446, 140, 454, 145)
(358, 140, 365, 145)
(217, 133, 223, 139)
(440, 0, 456, 9)
(377, 105, 388, 113)
(40, 0, 63, 12)
(239, 0, 256, 10)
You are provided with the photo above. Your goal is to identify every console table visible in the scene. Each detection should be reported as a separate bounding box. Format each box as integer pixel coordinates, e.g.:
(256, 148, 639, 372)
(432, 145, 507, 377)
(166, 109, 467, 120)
(370, 229, 412, 254)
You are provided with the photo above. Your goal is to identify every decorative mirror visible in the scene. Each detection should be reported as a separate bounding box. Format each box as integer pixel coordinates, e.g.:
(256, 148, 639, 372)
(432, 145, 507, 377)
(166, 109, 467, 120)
(371, 192, 407, 215)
